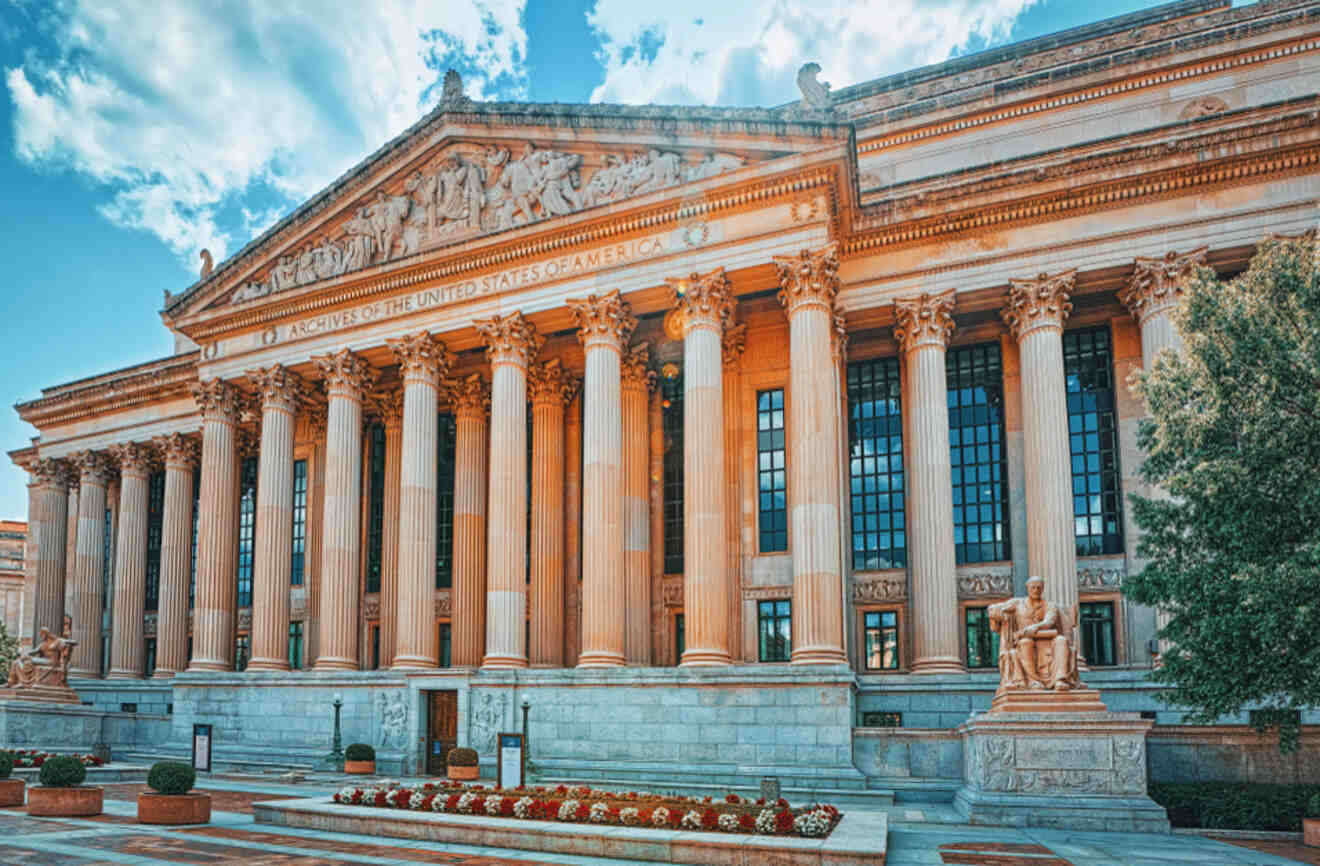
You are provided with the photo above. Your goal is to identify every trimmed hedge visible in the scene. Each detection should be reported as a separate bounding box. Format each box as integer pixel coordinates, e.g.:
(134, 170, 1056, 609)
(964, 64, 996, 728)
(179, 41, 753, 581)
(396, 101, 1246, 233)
(1310, 793, 1320, 819)
(1150, 783, 1320, 831)
(148, 761, 196, 795)
(0, 751, 13, 779)
(38, 756, 86, 788)
(345, 743, 374, 762)
(447, 747, 478, 767)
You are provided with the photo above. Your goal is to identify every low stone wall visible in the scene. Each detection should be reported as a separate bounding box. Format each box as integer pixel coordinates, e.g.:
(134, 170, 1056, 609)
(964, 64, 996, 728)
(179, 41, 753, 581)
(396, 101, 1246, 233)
(851, 728, 961, 801)
(1148, 726, 1320, 786)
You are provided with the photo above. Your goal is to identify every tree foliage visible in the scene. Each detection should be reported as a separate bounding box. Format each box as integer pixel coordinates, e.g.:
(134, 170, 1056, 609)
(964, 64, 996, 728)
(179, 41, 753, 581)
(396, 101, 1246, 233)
(0, 621, 18, 678)
(1125, 234, 1320, 751)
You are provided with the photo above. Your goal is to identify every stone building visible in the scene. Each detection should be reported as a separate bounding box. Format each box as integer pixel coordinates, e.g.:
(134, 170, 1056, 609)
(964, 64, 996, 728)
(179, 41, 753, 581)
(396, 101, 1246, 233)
(0, 520, 26, 640)
(6, 0, 1319, 794)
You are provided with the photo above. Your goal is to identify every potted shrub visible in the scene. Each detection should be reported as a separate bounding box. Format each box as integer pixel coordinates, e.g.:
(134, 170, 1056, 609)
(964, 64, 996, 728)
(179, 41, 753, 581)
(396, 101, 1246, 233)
(0, 751, 22, 807)
(344, 743, 375, 775)
(138, 761, 210, 825)
(1305, 794, 1320, 848)
(447, 747, 479, 781)
(27, 755, 101, 817)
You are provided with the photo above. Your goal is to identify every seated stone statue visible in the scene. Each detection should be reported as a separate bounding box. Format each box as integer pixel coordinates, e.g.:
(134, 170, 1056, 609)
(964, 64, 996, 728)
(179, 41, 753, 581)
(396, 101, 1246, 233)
(6, 625, 77, 690)
(987, 576, 1080, 692)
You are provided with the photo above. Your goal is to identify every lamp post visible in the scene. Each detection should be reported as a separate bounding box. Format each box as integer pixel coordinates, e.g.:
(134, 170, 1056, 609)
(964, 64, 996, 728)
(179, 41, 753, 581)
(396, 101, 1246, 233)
(327, 692, 345, 770)
(521, 697, 532, 780)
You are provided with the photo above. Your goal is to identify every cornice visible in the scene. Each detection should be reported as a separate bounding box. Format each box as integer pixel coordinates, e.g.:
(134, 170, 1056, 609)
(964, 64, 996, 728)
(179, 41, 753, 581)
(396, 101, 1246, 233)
(15, 354, 199, 429)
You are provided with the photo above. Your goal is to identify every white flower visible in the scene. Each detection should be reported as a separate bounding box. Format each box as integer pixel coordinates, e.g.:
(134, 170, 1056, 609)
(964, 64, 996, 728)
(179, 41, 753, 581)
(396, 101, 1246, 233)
(793, 808, 830, 837)
(431, 794, 447, 812)
(680, 810, 702, 829)
(513, 796, 534, 818)
(588, 802, 610, 823)
(755, 808, 777, 834)
(619, 807, 639, 826)
(718, 813, 739, 832)
(409, 791, 428, 809)
(334, 785, 357, 803)
(558, 799, 580, 821)
(483, 794, 503, 815)
(651, 806, 670, 827)
(457, 792, 480, 814)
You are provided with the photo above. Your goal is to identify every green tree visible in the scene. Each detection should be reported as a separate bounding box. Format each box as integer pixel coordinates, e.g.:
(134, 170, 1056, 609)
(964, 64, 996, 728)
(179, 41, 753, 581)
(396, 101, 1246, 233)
(0, 620, 18, 677)
(1125, 234, 1320, 751)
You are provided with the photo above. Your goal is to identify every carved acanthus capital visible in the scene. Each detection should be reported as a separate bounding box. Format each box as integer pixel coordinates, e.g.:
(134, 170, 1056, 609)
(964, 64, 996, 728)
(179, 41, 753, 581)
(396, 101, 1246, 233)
(110, 441, 156, 478)
(893, 289, 957, 353)
(832, 311, 849, 361)
(153, 433, 199, 470)
(246, 364, 305, 414)
(236, 427, 260, 459)
(71, 451, 113, 486)
(387, 331, 451, 386)
(371, 390, 405, 430)
(191, 379, 242, 424)
(30, 458, 73, 489)
(774, 242, 840, 318)
(528, 359, 580, 406)
(567, 290, 637, 352)
(1120, 247, 1208, 325)
(475, 311, 543, 370)
(1002, 270, 1075, 341)
(312, 349, 376, 401)
(722, 323, 747, 368)
(620, 343, 658, 393)
(667, 267, 735, 335)
(451, 373, 490, 420)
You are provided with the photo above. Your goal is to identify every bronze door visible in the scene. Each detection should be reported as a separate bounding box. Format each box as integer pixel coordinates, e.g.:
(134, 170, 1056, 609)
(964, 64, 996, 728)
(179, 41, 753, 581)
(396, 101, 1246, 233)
(426, 690, 459, 775)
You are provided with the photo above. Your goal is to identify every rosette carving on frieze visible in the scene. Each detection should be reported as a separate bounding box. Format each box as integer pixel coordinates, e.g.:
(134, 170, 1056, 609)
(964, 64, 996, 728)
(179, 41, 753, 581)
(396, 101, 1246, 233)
(475, 310, 544, 369)
(667, 267, 735, 334)
(528, 359, 580, 406)
(387, 331, 451, 385)
(109, 441, 156, 477)
(245, 364, 306, 413)
(451, 373, 490, 419)
(851, 575, 907, 602)
(312, 349, 376, 399)
(30, 457, 74, 489)
(893, 289, 956, 353)
(153, 433, 199, 470)
(71, 451, 113, 486)
(1119, 246, 1208, 325)
(774, 242, 840, 318)
(722, 323, 747, 368)
(957, 572, 1012, 599)
(567, 290, 637, 351)
(620, 343, 657, 393)
(1001, 270, 1075, 341)
(191, 379, 242, 423)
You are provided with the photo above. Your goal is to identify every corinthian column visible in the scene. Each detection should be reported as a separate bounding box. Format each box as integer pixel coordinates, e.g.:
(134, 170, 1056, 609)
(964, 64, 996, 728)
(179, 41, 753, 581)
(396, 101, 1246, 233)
(568, 291, 637, 668)
(669, 269, 735, 666)
(387, 332, 449, 669)
(774, 246, 847, 665)
(1003, 270, 1078, 614)
(528, 360, 576, 667)
(152, 434, 196, 677)
(108, 442, 154, 678)
(621, 344, 656, 666)
(69, 452, 110, 676)
(476, 312, 542, 669)
(25, 458, 70, 652)
(189, 380, 242, 671)
(312, 350, 375, 670)
(451, 374, 489, 667)
(893, 290, 963, 673)
(377, 392, 404, 668)
(245, 366, 304, 671)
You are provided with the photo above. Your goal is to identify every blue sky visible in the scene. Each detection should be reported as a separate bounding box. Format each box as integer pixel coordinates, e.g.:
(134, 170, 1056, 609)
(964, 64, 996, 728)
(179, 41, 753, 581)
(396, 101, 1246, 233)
(0, 0, 1166, 520)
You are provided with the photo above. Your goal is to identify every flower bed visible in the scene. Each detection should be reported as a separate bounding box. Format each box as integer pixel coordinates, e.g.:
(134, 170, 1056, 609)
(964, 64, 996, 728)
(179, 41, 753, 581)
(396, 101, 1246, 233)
(3, 750, 105, 768)
(332, 781, 842, 839)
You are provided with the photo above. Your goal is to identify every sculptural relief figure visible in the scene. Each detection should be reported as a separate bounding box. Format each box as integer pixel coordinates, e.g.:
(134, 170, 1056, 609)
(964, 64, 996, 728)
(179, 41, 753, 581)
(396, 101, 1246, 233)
(367, 190, 412, 261)
(341, 210, 376, 272)
(537, 151, 583, 216)
(988, 576, 1080, 692)
(6, 625, 77, 689)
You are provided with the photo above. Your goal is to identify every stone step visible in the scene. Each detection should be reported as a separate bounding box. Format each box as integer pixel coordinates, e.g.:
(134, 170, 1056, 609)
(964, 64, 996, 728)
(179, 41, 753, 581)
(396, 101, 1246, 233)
(118, 747, 323, 774)
(534, 772, 895, 808)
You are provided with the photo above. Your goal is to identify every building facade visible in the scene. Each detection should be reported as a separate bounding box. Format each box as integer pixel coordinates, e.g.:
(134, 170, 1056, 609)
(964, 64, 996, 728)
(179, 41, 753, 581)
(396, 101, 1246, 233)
(7, 0, 1319, 788)
(0, 520, 26, 641)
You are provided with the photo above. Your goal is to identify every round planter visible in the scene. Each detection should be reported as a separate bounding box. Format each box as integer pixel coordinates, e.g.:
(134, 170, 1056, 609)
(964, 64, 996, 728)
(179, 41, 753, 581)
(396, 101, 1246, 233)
(27, 786, 102, 817)
(0, 778, 24, 807)
(137, 792, 211, 825)
(447, 764, 478, 781)
(1304, 817, 1320, 848)
(344, 760, 375, 775)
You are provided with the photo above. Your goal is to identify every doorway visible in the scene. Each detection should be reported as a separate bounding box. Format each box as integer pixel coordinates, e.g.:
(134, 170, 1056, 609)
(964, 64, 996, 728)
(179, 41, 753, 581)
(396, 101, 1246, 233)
(425, 690, 459, 775)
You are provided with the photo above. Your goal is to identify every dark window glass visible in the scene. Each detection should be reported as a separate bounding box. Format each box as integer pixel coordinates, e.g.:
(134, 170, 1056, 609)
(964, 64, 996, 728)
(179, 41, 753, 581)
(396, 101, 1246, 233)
(291, 459, 307, 586)
(947, 343, 1011, 564)
(288, 621, 304, 670)
(234, 634, 250, 672)
(965, 606, 1001, 669)
(1080, 601, 1116, 666)
(847, 358, 906, 570)
(366, 423, 386, 594)
(102, 506, 112, 613)
(144, 638, 156, 677)
(438, 622, 452, 668)
(236, 456, 258, 608)
(757, 389, 788, 552)
(370, 624, 381, 670)
(189, 471, 200, 609)
(662, 371, 684, 573)
(1064, 327, 1124, 557)
(864, 610, 900, 670)
(757, 600, 792, 662)
(674, 613, 685, 665)
(144, 470, 166, 611)
(861, 711, 902, 727)
(437, 413, 457, 589)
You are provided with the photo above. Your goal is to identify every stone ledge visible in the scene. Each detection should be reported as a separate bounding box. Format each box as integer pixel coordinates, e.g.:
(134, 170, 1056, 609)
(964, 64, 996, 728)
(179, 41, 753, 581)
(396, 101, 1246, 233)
(254, 796, 888, 865)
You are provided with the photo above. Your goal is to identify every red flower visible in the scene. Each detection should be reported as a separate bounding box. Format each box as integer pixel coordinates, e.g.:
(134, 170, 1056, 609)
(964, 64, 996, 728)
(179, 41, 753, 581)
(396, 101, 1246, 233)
(700, 809, 719, 830)
(373, 791, 388, 807)
(775, 810, 793, 834)
(554, 784, 568, 795)
(444, 794, 461, 812)
(756, 797, 765, 805)
(419, 795, 435, 811)
(574, 802, 590, 822)
(775, 798, 789, 810)
(608, 806, 621, 823)
(546, 799, 562, 818)
(638, 808, 653, 824)
(32, 756, 44, 767)
(724, 793, 740, 804)
(668, 810, 682, 828)
(739, 813, 756, 831)
(529, 800, 547, 819)
(500, 797, 516, 817)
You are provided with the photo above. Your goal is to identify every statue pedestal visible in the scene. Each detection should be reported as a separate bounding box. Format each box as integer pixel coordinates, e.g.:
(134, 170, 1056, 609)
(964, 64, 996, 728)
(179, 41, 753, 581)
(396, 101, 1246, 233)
(0, 685, 81, 704)
(954, 710, 1169, 832)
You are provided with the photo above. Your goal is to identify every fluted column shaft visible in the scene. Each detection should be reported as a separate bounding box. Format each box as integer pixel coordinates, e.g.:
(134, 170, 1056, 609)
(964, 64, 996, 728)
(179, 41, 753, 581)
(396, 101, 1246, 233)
(529, 362, 573, 667)
(380, 401, 404, 668)
(621, 346, 655, 666)
(247, 367, 302, 671)
(62, 483, 78, 626)
(153, 436, 195, 677)
(109, 444, 152, 678)
(69, 455, 110, 675)
(452, 375, 489, 667)
(313, 350, 374, 670)
(895, 291, 963, 673)
(775, 246, 848, 665)
(390, 331, 448, 669)
(189, 381, 242, 671)
(569, 292, 637, 668)
(26, 460, 69, 650)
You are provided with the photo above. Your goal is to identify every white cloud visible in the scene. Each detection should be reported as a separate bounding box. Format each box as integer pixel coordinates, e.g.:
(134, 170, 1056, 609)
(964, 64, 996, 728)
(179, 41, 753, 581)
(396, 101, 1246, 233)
(6, 0, 528, 266)
(587, 0, 1038, 107)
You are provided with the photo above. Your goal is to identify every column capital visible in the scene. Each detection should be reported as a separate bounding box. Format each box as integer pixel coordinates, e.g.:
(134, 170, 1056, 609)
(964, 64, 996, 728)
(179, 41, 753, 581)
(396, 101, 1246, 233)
(529, 359, 580, 406)
(621, 343, 657, 393)
(893, 289, 957, 353)
(722, 323, 747, 369)
(667, 267, 735, 336)
(372, 390, 405, 431)
(245, 364, 305, 414)
(1119, 246, 1208, 325)
(774, 242, 840, 318)
(30, 457, 73, 490)
(110, 441, 155, 479)
(831, 311, 849, 362)
(71, 451, 113, 486)
(475, 311, 543, 370)
(451, 373, 490, 420)
(387, 331, 451, 386)
(191, 379, 242, 423)
(568, 290, 637, 352)
(1002, 270, 1076, 341)
(236, 427, 260, 460)
(312, 349, 376, 401)
(153, 433, 199, 470)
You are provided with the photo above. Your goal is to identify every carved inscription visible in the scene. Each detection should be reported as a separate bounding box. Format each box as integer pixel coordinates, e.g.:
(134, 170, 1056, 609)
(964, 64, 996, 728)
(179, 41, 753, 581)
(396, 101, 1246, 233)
(1014, 737, 1110, 771)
